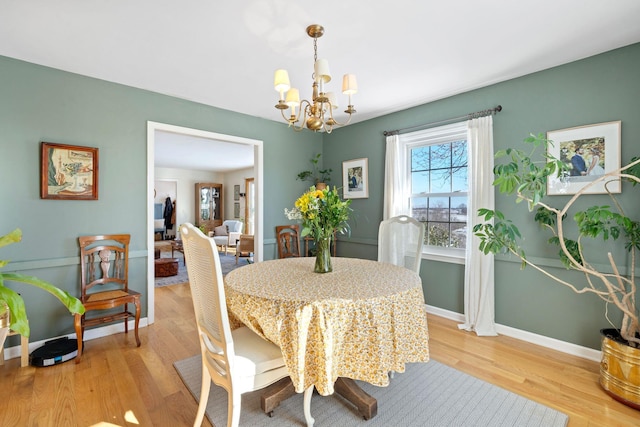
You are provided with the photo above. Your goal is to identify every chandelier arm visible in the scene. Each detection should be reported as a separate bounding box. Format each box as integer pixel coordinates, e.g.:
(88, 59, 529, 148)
(287, 100, 312, 132)
(324, 104, 354, 127)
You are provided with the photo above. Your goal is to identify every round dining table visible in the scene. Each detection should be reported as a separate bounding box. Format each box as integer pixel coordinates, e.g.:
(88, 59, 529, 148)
(224, 256, 430, 420)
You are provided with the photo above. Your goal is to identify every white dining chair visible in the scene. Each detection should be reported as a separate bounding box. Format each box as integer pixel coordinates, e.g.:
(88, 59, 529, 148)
(180, 223, 308, 427)
(378, 215, 425, 274)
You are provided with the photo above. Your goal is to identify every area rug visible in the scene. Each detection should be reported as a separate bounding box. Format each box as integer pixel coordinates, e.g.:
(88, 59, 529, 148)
(174, 355, 569, 427)
(154, 251, 248, 287)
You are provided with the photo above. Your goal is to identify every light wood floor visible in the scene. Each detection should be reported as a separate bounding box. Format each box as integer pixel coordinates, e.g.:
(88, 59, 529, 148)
(1, 283, 638, 426)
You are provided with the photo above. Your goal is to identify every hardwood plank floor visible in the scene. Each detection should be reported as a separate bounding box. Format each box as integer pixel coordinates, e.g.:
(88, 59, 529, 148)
(1, 282, 638, 426)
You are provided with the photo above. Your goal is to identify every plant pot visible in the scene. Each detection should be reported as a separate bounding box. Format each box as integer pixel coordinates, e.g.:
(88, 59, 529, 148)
(600, 328, 640, 410)
(315, 182, 327, 191)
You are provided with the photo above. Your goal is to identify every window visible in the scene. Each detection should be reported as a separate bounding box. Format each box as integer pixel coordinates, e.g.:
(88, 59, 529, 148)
(400, 122, 468, 262)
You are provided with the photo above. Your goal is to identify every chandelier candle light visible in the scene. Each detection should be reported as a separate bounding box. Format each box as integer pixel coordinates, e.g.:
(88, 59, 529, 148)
(274, 24, 357, 133)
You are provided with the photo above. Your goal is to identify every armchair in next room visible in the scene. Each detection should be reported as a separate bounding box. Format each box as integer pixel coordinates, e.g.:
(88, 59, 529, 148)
(210, 220, 243, 255)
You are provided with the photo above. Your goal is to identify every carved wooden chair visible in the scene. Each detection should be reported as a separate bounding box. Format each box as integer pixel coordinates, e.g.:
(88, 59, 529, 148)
(75, 234, 141, 363)
(275, 225, 301, 259)
(180, 223, 292, 427)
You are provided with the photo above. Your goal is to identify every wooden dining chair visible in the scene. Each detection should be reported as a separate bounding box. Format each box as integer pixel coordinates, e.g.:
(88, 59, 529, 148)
(275, 225, 301, 259)
(378, 215, 425, 274)
(75, 234, 141, 363)
(179, 223, 295, 427)
(235, 234, 254, 265)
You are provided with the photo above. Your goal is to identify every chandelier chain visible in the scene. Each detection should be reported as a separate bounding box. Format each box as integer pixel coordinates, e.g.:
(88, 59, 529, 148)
(312, 36, 318, 80)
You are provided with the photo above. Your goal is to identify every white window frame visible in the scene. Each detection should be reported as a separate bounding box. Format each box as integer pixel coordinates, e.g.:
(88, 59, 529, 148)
(399, 122, 468, 264)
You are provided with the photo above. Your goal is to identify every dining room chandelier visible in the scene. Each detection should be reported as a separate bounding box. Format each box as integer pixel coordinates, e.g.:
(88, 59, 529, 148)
(274, 24, 357, 133)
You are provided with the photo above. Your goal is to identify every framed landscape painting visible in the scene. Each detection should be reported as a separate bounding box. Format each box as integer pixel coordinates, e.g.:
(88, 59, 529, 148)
(546, 121, 621, 195)
(41, 142, 99, 200)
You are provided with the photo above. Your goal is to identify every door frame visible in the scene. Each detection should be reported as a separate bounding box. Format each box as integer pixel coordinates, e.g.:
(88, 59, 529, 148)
(146, 121, 264, 324)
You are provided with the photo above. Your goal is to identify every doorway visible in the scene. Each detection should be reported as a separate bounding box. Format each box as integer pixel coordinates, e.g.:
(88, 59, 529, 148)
(244, 177, 255, 235)
(146, 121, 264, 324)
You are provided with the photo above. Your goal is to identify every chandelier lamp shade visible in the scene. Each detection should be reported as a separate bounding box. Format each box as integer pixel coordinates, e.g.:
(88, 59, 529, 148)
(274, 24, 357, 133)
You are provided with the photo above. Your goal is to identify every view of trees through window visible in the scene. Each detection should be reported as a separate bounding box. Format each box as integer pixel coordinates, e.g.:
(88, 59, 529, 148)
(410, 140, 468, 249)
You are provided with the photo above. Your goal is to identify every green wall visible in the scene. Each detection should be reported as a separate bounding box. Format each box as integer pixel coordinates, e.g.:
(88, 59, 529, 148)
(324, 42, 640, 350)
(2, 42, 639, 351)
(0, 55, 321, 343)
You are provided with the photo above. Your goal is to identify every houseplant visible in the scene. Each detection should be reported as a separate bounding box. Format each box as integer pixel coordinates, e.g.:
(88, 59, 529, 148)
(296, 153, 332, 189)
(473, 132, 640, 408)
(1, 228, 85, 338)
(285, 186, 351, 273)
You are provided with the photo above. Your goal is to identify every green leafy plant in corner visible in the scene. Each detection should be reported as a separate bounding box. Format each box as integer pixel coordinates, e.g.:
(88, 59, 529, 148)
(1, 229, 85, 337)
(473, 133, 640, 347)
(296, 153, 332, 185)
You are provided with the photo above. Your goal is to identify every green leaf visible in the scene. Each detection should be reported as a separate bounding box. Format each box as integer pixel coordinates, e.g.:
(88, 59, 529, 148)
(0, 286, 29, 336)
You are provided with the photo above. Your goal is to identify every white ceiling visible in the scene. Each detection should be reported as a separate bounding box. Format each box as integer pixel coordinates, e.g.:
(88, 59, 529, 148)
(154, 130, 254, 172)
(2, 1, 640, 171)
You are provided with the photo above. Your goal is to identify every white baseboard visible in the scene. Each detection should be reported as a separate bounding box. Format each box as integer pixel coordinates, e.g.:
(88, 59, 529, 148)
(425, 305, 602, 363)
(2, 317, 149, 362)
(4, 308, 602, 365)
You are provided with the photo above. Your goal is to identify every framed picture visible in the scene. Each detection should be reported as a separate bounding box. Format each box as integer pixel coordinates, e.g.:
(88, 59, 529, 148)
(547, 121, 621, 195)
(234, 184, 240, 201)
(41, 142, 99, 200)
(342, 158, 369, 199)
(234, 202, 240, 218)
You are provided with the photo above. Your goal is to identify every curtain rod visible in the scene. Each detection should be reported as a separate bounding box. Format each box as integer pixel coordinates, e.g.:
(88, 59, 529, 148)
(383, 105, 502, 136)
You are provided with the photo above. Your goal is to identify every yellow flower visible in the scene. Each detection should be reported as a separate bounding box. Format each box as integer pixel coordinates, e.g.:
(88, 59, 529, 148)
(284, 185, 352, 241)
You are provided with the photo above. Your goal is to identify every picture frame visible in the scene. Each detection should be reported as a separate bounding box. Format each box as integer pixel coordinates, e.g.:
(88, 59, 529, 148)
(547, 121, 621, 195)
(234, 184, 240, 201)
(234, 202, 240, 218)
(41, 142, 99, 200)
(342, 157, 369, 199)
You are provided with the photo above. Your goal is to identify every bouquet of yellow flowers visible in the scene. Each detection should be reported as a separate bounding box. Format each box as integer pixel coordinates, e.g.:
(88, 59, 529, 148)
(285, 186, 352, 272)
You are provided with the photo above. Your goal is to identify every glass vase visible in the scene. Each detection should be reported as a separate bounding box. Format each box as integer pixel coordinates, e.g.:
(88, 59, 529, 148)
(314, 236, 332, 273)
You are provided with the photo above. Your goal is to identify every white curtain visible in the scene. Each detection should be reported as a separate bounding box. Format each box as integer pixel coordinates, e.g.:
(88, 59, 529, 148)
(383, 134, 409, 220)
(458, 116, 497, 336)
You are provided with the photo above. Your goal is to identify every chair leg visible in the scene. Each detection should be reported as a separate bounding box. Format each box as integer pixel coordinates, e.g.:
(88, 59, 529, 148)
(124, 304, 129, 334)
(74, 313, 84, 364)
(303, 385, 315, 427)
(20, 334, 29, 367)
(194, 363, 211, 427)
(229, 389, 241, 427)
(134, 299, 141, 347)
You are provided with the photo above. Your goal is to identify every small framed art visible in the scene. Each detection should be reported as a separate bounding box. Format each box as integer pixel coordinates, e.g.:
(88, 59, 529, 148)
(342, 157, 369, 199)
(547, 121, 621, 195)
(41, 142, 99, 200)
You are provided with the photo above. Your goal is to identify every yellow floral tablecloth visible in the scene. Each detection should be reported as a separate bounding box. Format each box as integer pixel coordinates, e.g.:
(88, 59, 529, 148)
(224, 257, 430, 396)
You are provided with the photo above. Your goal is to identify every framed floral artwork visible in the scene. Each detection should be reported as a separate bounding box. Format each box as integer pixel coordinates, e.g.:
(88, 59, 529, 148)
(546, 121, 621, 195)
(342, 157, 369, 199)
(41, 142, 99, 200)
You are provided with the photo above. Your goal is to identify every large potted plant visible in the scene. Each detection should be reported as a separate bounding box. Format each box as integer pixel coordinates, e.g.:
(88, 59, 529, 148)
(1, 229, 85, 340)
(296, 153, 332, 190)
(473, 133, 640, 409)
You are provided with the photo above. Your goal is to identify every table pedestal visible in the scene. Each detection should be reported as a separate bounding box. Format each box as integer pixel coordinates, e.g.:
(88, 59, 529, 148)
(260, 377, 378, 420)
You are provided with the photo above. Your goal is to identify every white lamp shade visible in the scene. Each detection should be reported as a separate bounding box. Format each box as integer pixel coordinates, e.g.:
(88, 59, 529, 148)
(342, 74, 358, 95)
(314, 59, 332, 83)
(274, 69, 291, 92)
(326, 92, 338, 109)
(285, 88, 300, 108)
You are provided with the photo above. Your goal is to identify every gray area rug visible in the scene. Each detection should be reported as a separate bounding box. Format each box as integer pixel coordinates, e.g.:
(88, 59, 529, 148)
(174, 355, 568, 427)
(154, 250, 248, 287)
